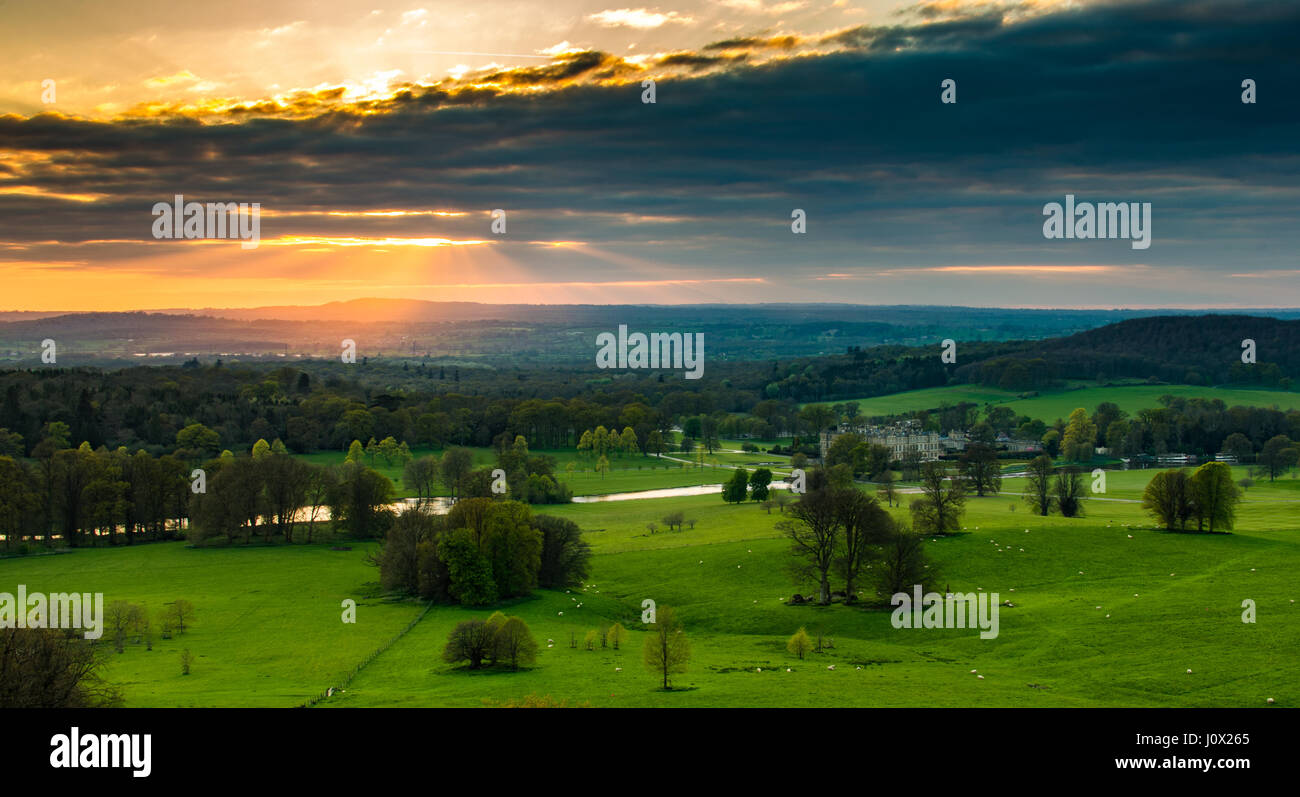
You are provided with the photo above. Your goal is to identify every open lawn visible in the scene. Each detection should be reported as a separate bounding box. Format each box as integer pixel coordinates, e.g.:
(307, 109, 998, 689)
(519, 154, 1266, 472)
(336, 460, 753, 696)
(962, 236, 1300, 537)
(2, 463, 1296, 708)
(823, 383, 1300, 423)
(297, 446, 724, 498)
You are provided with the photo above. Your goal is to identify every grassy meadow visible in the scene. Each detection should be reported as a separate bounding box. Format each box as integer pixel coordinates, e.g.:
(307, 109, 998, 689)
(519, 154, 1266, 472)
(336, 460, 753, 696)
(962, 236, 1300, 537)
(2, 464, 1296, 708)
(823, 383, 1300, 422)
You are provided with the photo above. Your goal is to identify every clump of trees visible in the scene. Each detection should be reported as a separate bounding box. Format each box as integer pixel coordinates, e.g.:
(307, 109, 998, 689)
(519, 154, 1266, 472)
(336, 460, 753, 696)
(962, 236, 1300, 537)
(1142, 462, 1242, 532)
(377, 499, 590, 606)
(722, 468, 749, 503)
(778, 469, 921, 605)
(1022, 455, 1086, 517)
(443, 613, 539, 671)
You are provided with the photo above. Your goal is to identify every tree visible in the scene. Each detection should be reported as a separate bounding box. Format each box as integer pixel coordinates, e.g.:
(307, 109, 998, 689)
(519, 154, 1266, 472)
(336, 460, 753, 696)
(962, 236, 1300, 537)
(1061, 408, 1098, 462)
(909, 460, 965, 535)
(777, 487, 841, 605)
(439, 528, 498, 606)
(723, 468, 749, 503)
(1142, 469, 1195, 531)
(329, 462, 395, 539)
(105, 600, 144, 653)
(893, 449, 919, 481)
(877, 470, 898, 507)
(1189, 461, 1241, 532)
(175, 423, 219, 459)
(834, 489, 893, 601)
(1040, 429, 1061, 458)
(1023, 454, 1055, 516)
(440, 447, 474, 501)
(377, 436, 403, 467)
(749, 468, 773, 501)
(345, 439, 365, 464)
(799, 404, 837, 436)
(302, 465, 337, 543)
(165, 599, 194, 633)
(0, 629, 121, 707)
(608, 622, 627, 650)
(646, 430, 666, 457)
(619, 427, 639, 457)
(260, 452, 311, 542)
(1256, 435, 1298, 481)
(787, 627, 813, 660)
(642, 605, 690, 690)
(443, 619, 496, 669)
(533, 514, 591, 588)
(494, 617, 538, 671)
(957, 443, 1002, 497)
(1221, 432, 1254, 463)
(1053, 467, 1085, 518)
(872, 523, 933, 600)
(404, 455, 440, 506)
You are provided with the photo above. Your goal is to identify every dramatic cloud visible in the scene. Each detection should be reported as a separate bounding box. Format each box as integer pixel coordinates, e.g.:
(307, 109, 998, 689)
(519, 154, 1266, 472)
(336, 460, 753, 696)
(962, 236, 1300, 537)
(0, 0, 1297, 309)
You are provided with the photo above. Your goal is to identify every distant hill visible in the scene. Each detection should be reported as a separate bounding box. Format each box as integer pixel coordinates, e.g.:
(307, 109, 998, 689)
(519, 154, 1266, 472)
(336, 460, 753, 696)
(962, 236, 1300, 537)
(954, 315, 1300, 389)
(1, 303, 1298, 370)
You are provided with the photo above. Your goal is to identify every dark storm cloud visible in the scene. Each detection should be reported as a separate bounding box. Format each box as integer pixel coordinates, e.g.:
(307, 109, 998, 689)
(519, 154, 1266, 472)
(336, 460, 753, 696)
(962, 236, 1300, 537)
(1, 0, 1298, 278)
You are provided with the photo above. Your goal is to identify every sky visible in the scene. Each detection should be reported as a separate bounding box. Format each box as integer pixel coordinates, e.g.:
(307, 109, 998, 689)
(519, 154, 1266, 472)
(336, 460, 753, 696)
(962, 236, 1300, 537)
(1, 0, 1298, 311)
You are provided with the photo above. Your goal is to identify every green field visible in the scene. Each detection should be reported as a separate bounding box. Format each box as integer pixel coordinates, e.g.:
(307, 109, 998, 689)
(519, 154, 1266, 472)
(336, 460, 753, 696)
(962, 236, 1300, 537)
(824, 383, 1300, 423)
(3, 464, 1296, 708)
(297, 446, 735, 498)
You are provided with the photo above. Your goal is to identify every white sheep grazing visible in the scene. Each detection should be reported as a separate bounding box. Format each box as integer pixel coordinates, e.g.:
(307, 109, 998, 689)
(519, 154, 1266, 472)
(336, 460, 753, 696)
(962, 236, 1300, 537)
(977, 675, 984, 680)
(1267, 698, 1275, 704)
(615, 667, 622, 672)
(1186, 669, 1193, 674)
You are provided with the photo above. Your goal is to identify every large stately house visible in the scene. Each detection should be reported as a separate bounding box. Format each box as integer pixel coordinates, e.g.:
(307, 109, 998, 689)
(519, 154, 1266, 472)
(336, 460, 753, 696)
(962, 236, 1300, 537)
(819, 420, 942, 462)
